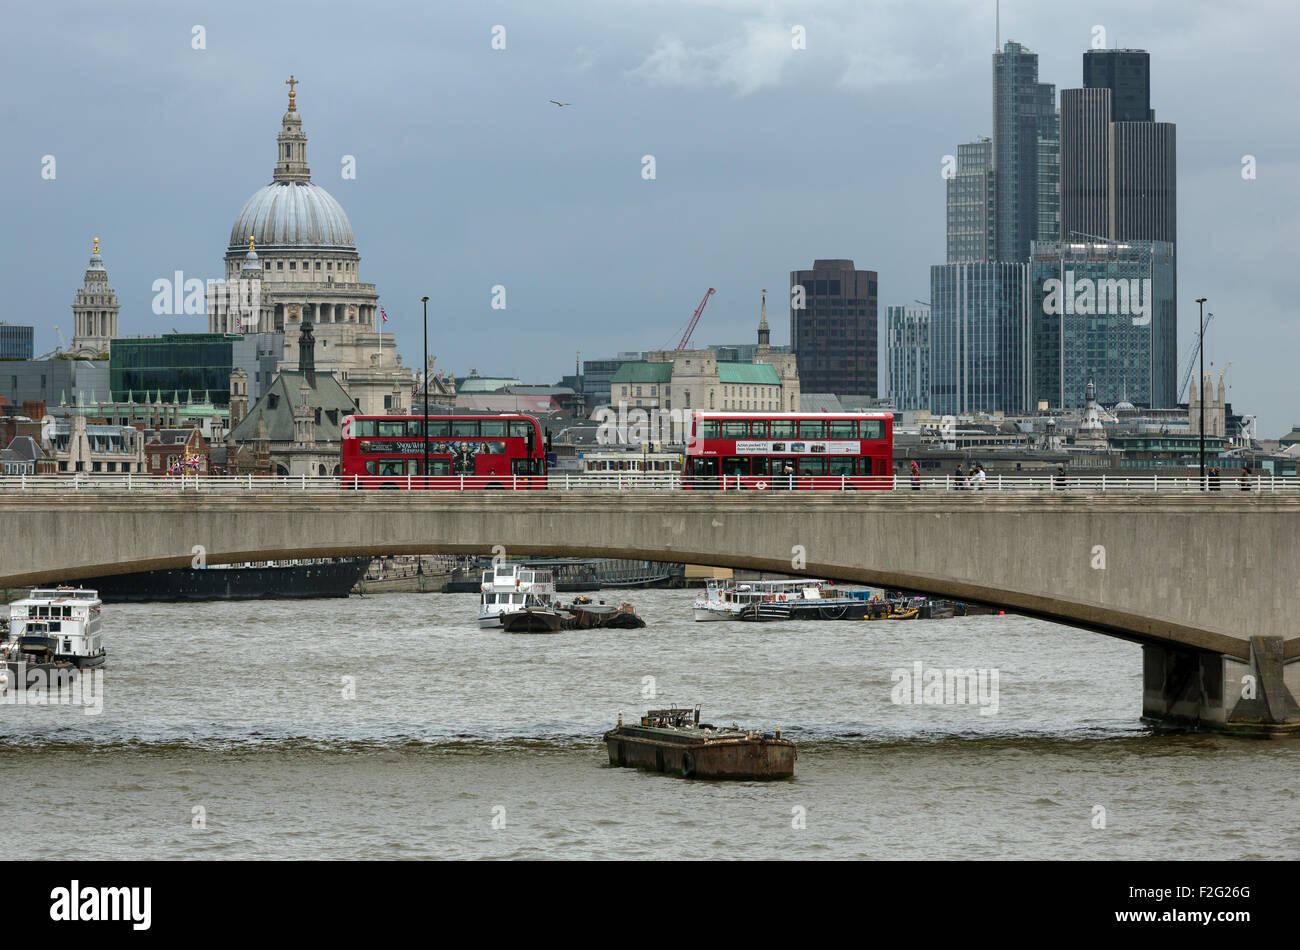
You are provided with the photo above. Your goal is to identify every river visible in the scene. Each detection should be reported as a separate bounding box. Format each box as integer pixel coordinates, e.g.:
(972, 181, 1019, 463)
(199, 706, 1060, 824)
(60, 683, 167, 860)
(1, 589, 1293, 859)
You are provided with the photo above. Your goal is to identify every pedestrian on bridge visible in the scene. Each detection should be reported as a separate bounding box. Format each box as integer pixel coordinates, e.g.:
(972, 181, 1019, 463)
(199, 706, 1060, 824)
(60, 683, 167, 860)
(910, 461, 921, 491)
(1054, 465, 1066, 491)
(972, 464, 986, 489)
(954, 462, 965, 490)
(1240, 465, 1253, 491)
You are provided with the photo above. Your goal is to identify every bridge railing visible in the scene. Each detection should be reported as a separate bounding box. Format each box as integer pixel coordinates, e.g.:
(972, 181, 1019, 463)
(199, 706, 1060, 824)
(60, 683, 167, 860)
(2, 473, 1297, 493)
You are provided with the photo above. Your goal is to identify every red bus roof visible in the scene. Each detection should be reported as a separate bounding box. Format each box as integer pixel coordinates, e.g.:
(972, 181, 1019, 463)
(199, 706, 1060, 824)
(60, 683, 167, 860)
(691, 411, 893, 419)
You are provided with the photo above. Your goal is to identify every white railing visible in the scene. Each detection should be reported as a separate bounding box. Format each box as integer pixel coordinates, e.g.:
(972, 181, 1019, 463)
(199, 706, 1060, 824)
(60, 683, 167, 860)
(1, 473, 1297, 493)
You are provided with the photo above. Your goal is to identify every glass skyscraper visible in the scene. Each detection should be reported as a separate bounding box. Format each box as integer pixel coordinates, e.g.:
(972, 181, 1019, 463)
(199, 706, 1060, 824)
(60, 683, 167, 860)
(929, 262, 1030, 415)
(885, 306, 931, 411)
(789, 260, 878, 397)
(993, 41, 1059, 260)
(946, 138, 994, 263)
(1029, 240, 1176, 410)
(0, 324, 34, 360)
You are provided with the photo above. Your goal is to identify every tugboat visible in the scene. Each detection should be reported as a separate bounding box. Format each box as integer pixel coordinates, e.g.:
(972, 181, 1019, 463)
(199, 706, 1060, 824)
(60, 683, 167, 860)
(477, 564, 557, 629)
(603, 707, 796, 779)
(2, 587, 106, 690)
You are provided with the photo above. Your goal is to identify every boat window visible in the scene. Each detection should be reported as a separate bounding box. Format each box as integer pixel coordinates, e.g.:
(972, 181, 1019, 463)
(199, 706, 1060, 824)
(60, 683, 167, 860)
(451, 420, 479, 438)
(860, 420, 885, 440)
(699, 419, 720, 439)
(828, 457, 854, 476)
(827, 420, 856, 439)
(720, 420, 749, 439)
(426, 419, 450, 437)
(798, 457, 826, 475)
(798, 420, 825, 439)
(770, 419, 796, 438)
(480, 420, 506, 437)
(49, 621, 61, 632)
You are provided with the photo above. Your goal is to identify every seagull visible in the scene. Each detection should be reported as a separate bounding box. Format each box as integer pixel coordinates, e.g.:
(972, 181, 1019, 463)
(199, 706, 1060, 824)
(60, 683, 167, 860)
(549, 99, 571, 107)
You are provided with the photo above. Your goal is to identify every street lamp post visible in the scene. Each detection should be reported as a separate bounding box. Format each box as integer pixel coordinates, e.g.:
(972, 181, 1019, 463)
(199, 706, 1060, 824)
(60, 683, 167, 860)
(421, 296, 430, 489)
(1196, 296, 1207, 488)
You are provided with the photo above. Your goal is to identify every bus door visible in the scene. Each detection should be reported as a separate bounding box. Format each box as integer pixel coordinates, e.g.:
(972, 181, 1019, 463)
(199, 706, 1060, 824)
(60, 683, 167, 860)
(772, 457, 797, 489)
(748, 456, 770, 490)
(827, 454, 855, 489)
(720, 456, 748, 490)
(689, 456, 718, 489)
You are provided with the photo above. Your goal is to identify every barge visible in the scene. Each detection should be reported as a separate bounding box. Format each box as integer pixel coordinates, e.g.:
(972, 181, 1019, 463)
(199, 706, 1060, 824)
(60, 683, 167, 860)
(604, 707, 795, 779)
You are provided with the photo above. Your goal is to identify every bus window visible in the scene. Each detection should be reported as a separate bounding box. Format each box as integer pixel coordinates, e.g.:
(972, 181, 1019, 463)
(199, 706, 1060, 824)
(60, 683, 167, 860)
(407, 419, 425, 437)
(751, 457, 770, 476)
(720, 420, 749, 440)
(699, 419, 720, 439)
(770, 419, 796, 439)
(428, 459, 451, 476)
(377, 459, 406, 476)
(860, 420, 885, 440)
(481, 419, 507, 437)
(511, 458, 540, 475)
(451, 420, 479, 438)
(721, 457, 748, 477)
(355, 419, 377, 437)
(364, 460, 377, 474)
(858, 457, 877, 475)
(750, 420, 769, 438)
(378, 420, 406, 437)
(828, 420, 856, 439)
(798, 420, 825, 439)
(427, 419, 450, 437)
(828, 457, 854, 476)
(508, 420, 533, 439)
(691, 457, 718, 477)
(798, 457, 826, 476)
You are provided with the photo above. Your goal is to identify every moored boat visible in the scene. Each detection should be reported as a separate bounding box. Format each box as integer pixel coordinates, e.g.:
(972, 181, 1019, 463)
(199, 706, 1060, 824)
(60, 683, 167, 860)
(501, 607, 564, 633)
(603, 707, 795, 780)
(478, 564, 556, 628)
(3, 587, 105, 688)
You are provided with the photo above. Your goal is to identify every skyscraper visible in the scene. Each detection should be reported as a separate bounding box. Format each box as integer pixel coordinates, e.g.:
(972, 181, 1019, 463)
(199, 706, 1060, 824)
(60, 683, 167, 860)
(1083, 48, 1152, 122)
(992, 41, 1059, 260)
(1057, 48, 1176, 405)
(946, 138, 995, 263)
(886, 306, 932, 411)
(929, 262, 1030, 416)
(789, 260, 878, 397)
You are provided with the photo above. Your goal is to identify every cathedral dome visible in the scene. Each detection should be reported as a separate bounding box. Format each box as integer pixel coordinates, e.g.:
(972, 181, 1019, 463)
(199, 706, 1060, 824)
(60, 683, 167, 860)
(228, 180, 354, 252)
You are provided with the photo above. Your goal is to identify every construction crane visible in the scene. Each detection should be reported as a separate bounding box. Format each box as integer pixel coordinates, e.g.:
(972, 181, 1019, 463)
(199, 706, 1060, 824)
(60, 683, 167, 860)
(35, 325, 68, 361)
(675, 288, 716, 350)
(1177, 311, 1215, 402)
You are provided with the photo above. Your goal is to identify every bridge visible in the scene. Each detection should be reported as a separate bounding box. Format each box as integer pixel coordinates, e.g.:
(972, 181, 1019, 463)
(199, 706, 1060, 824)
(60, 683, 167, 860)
(4, 478, 1298, 734)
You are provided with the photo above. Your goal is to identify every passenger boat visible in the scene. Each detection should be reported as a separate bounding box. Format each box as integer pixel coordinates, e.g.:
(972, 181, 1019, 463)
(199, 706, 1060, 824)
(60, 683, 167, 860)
(603, 707, 795, 779)
(477, 564, 556, 629)
(2, 587, 106, 689)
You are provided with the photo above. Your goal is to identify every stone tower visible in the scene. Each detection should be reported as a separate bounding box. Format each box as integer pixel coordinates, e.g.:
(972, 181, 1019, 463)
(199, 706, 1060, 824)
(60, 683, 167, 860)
(70, 237, 119, 357)
(229, 368, 249, 431)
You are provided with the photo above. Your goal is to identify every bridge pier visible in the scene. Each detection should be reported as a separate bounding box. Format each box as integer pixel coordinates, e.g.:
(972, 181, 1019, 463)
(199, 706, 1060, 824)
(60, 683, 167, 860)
(1142, 637, 1300, 736)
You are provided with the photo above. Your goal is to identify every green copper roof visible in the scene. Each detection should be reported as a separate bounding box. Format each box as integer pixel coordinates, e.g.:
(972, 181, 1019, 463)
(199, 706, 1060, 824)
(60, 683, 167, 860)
(611, 362, 673, 384)
(717, 362, 779, 385)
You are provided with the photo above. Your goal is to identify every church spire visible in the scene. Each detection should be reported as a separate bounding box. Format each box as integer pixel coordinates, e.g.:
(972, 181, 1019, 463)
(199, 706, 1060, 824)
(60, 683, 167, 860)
(757, 289, 771, 349)
(273, 75, 311, 183)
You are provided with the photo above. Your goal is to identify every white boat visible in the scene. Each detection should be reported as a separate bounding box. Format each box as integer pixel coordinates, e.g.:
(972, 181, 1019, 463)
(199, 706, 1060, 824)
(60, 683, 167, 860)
(4, 587, 106, 668)
(477, 564, 556, 629)
(692, 578, 835, 621)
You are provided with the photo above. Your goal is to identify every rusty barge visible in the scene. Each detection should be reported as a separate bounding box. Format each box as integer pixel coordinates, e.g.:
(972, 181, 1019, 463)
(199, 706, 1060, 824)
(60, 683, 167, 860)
(603, 707, 796, 780)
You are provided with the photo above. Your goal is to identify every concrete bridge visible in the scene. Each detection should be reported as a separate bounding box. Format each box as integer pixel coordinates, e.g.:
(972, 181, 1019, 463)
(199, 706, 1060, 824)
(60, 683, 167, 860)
(3, 489, 1297, 735)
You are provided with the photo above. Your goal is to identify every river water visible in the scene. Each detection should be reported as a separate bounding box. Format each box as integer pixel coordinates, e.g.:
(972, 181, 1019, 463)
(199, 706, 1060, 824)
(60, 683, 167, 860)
(1, 590, 1294, 860)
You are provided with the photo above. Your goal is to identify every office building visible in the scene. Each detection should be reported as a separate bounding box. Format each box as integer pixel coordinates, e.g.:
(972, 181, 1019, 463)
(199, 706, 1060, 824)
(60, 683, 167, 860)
(929, 262, 1030, 415)
(886, 306, 932, 412)
(946, 138, 995, 263)
(0, 324, 34, 361)
(789, 260, 878, 397)
(992, 41, 1059, 260)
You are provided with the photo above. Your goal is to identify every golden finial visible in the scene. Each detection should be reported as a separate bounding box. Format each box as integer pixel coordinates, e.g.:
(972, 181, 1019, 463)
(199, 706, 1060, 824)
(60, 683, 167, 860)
(92, 237, 99, 255)
(248, 235, 256, 252)
(285, 75, 298, 109)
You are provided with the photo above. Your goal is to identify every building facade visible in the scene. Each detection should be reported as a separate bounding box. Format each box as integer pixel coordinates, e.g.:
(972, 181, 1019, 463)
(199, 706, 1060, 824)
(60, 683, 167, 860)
(992, 41, 1059, 261)
(0, 324, 34, 360)
(946, 138, 995, 263)
(1029, 240, 1176, 410)
(886, 305, 932, 412)
(929, 262, 1030, 416)
(789, 260, 877, 397)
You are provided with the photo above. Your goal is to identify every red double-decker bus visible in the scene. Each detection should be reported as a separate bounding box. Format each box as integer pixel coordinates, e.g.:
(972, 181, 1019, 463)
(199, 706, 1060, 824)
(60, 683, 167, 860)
(340, 414, 546, 488)
(684, 411, 894, 489)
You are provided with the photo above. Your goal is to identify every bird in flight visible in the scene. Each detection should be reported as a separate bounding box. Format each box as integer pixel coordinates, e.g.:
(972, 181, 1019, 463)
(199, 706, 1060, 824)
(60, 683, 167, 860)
(549, 99, 571, 107)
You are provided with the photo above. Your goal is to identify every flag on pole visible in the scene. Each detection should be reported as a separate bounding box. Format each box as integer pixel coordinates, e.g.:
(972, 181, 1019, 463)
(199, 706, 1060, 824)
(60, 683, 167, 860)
(380, 306, 388, 323)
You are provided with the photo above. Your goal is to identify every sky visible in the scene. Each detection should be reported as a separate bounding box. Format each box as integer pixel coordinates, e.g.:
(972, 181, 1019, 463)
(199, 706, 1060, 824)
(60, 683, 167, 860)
(1, 0, 1297, 433)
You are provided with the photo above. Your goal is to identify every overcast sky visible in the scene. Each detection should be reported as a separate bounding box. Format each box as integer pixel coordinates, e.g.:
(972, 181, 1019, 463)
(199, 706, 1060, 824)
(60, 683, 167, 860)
(2, 0, 1297, 432)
